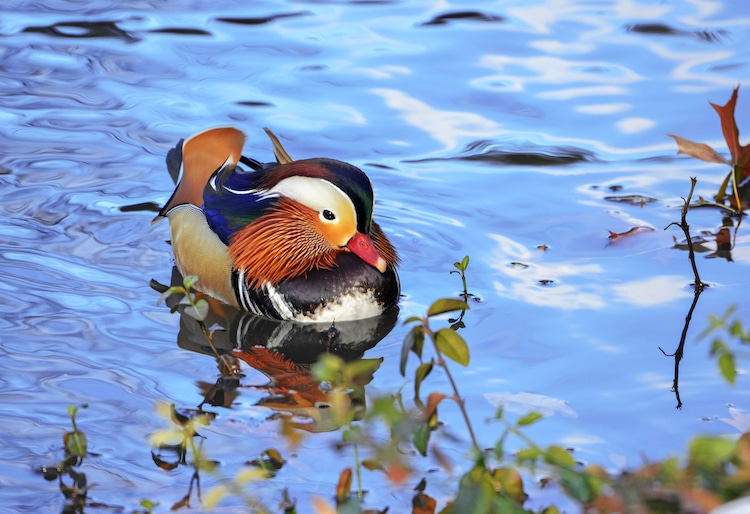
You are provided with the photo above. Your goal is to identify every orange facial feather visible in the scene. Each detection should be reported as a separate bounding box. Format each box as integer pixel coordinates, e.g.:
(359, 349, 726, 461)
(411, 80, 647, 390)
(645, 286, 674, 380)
(228, 197, 338, 289)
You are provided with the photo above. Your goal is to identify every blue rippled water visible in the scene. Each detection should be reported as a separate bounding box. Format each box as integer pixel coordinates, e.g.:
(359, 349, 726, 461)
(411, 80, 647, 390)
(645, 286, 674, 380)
(2, 0, 750, 511)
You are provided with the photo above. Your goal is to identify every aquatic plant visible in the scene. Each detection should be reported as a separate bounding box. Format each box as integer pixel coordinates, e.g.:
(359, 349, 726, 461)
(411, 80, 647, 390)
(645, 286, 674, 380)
(669, 86, 750, 213)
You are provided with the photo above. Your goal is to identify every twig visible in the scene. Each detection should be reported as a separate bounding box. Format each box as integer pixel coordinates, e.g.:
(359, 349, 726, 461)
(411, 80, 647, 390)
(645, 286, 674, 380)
(660, 177, 705, 409)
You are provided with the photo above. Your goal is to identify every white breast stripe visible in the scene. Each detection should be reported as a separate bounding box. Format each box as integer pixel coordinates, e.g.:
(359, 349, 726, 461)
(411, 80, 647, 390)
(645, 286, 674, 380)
(266, 283, 294, 320)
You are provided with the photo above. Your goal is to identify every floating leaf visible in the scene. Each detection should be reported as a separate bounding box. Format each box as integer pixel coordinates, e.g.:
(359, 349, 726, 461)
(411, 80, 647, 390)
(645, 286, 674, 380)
(604, 194, 658, 205)
(435, 328, 469, 366)
(427, 298, 470, 317)
(668, 134, 730, 165)
(607, 226, 655, 241)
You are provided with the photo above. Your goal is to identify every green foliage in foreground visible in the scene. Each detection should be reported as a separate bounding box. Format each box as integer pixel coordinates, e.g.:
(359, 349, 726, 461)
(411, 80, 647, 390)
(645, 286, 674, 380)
(40, 260, 750, 513)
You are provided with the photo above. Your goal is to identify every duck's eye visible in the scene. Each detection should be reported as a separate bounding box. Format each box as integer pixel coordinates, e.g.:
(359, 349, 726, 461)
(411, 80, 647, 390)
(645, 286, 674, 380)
(321, 209, 336, 221)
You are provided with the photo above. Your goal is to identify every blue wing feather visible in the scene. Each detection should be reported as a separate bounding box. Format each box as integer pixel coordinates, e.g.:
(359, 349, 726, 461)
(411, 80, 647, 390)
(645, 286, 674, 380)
(203, 161, 279, 245)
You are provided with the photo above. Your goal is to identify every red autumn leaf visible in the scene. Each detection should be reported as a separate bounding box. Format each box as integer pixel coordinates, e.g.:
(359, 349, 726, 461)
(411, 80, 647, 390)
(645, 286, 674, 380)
(607, 226, 655, 241)
(669, 86, 750, 181)
(710, 86, 750, 174)
(422, 392, 448, 420)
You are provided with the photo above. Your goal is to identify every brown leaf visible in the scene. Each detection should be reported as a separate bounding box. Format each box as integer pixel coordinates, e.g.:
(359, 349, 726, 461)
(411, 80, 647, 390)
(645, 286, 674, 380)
(710, 86, 750, 171)
(668, 134, 730, 165)
(412, 491, 436, 514)
(335, 468, 352, 504)
(607, 226, 655, 241)
(385, 462, 411, 484)
(423, 392, 448, 420)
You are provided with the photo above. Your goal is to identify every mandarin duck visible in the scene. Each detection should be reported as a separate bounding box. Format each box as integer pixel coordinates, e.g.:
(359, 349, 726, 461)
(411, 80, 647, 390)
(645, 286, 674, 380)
(154, 127, 400, 322)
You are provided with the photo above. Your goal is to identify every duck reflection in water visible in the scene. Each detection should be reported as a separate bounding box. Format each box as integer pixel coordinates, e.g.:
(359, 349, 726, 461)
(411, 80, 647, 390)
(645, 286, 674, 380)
(155, 270, 398, 433)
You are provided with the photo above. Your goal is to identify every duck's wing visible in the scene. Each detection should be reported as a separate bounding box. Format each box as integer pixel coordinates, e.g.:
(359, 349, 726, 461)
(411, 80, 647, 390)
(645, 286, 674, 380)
(202, 160, 281, 246)
(155, 127, 246, 221)
(203, 128, 296, 246)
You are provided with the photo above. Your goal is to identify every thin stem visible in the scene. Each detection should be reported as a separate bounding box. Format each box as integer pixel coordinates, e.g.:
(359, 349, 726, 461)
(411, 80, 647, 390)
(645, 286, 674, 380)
(424, 321, 481, 454)
(353, 440, 363, 501)
(660, 177, 705, 409)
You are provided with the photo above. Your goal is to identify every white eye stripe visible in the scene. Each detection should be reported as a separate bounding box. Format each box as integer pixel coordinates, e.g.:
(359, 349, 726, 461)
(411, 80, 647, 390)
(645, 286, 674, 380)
(269, 176, 356, 219)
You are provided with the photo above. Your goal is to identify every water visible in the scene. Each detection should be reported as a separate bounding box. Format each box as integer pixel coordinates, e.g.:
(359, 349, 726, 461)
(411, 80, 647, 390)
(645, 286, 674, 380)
(2, 0, 750, 511)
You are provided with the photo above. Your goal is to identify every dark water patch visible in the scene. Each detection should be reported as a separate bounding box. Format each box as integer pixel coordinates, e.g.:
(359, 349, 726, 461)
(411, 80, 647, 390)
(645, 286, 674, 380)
(216, 12, 311, 26)
(120, 201, 162, 213)
(408, 140, 595, 166)
(236, 100, 274, 107)
(23, 20, 139, 42)
(625, 23, 724, 42)
(148, 27, 212, 36)
(419, 10, 505, 27)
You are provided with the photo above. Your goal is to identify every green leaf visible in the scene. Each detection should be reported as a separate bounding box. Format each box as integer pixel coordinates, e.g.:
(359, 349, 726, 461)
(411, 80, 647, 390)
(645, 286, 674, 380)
(494, 434, 507, 460)
(435, 328, 469, 366)
(710, 339, 726, 356)
(184, 298, 209, 321)
(344, 358, 382, 382)
(414, 421, 431, 456)
(427, 298, 470, 317)
(558, 468, 598, 504)
(517, 411, 544, 427)
(156, 286, 184, 306)
(414, 361, 433, 406)
(183, 275, 199, 291)
(461, 255, 470, 270)
(689, 436, 735, 471)
(719, 352, 736, 384)
(544, 444, 575, 468)
(403, 315, 422, 324)
(452, 467, 495, 514)
(400, 326, 424, 376)
(63, 429, 87, 459)
(516, 447, 542, 466)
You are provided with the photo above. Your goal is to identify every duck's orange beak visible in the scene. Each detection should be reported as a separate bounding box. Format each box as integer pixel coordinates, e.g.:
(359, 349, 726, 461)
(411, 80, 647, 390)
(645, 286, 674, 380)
(347, 232, 387, 273)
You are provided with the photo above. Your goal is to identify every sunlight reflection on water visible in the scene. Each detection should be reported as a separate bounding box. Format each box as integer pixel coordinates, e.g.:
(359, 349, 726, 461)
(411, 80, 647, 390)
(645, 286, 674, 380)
(2, 0, 750, 511)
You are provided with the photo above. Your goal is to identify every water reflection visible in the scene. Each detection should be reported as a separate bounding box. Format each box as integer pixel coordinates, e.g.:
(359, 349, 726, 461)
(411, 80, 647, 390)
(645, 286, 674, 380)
(156, 269, 398, 432)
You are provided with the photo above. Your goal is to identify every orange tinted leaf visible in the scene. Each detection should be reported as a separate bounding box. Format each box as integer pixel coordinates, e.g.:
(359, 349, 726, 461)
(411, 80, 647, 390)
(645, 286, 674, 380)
(412, 491, 437, 514)
(386, 462, 410, 484)
(607, 226, 655, 241)
(335, 468, 352, 504)
(668, 134, 730, 165)
(423, 392, 448, 420)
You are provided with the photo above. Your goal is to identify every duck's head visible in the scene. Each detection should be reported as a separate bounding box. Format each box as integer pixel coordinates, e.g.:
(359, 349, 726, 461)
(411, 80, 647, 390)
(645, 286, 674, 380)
(225, 157, 396, 288)
(259, 159, 387, 272)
